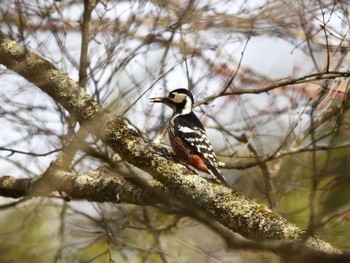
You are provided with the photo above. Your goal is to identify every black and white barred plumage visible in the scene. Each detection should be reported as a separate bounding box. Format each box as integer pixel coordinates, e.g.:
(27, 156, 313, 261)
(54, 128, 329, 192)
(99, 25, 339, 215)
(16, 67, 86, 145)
(150, 89, 229, 186)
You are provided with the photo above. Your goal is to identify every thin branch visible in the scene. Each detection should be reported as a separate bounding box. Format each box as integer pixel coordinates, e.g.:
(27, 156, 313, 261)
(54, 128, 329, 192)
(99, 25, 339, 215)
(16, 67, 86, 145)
(194, 71, 350, 106)
(79, 0, 99, 88)
(236, 133, 276, 210)
(221, 31, 252, 93)
(222, 142, 350, 170)
(0, 147, 61, 157)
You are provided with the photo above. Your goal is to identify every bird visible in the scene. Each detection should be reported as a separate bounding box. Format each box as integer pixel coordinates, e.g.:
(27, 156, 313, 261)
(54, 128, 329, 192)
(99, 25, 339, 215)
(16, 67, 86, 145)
(149, 88, 229, 186)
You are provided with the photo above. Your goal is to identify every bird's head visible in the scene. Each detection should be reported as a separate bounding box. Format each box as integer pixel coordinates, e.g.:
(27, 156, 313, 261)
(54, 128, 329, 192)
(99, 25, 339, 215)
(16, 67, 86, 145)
(150, 89, 194, 115)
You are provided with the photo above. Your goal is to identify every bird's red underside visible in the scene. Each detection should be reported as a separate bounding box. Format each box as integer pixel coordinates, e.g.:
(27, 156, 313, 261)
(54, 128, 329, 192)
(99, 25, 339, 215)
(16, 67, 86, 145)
(187, 154, 209, 173)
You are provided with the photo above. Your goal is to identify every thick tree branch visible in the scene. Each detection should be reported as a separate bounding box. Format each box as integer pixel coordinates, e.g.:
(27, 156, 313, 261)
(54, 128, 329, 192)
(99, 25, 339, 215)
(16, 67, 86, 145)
(0, 166, 164, 205)
(0, 33, 342, 258)
(1, 171, 349, 262)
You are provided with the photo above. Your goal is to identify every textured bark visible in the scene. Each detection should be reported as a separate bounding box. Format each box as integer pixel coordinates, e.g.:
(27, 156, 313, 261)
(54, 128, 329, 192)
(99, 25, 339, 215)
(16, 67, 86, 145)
(0, 165, 165, 205)
(0, 33, 342, 258)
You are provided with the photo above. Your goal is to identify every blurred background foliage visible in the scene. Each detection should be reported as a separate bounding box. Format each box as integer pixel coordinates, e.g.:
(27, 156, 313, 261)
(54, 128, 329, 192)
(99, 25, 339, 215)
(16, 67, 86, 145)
(1, 0, 350, 262)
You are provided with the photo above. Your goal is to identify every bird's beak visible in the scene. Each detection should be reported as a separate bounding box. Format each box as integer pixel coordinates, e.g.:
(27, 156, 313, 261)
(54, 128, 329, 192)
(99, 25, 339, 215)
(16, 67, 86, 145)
(149, 97, 168, 103)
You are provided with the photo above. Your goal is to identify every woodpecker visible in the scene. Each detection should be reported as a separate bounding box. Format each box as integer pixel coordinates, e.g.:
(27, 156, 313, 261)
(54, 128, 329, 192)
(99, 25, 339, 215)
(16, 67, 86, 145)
(150, 89, 229, 186)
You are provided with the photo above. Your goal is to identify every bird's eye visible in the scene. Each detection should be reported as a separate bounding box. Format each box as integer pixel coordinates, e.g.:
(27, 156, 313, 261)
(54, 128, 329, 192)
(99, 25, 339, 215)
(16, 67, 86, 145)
(169, 93, 176, 99)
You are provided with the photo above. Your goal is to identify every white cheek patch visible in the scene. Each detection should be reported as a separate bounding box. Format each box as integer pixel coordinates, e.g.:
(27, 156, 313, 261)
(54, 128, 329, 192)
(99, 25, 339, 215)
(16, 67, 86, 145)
(174, 93, 185, 103)
(182, 97, 192, 114)
(169, 93, 193, 114)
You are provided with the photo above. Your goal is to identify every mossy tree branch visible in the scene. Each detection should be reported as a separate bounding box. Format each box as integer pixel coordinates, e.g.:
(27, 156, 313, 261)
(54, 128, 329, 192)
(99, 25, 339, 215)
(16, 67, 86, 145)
(0, 165, 165, 205)
(0, 32, 344, 259)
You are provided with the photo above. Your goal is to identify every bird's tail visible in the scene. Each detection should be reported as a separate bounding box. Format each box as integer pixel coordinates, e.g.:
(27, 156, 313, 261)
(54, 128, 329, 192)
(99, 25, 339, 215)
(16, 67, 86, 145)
(205, 161, 229, 187)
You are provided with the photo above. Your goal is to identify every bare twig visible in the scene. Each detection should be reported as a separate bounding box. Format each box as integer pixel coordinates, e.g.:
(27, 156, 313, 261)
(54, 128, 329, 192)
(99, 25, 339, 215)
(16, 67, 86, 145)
(195, 71, 350, 106)
(79, 0, 99, 88)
